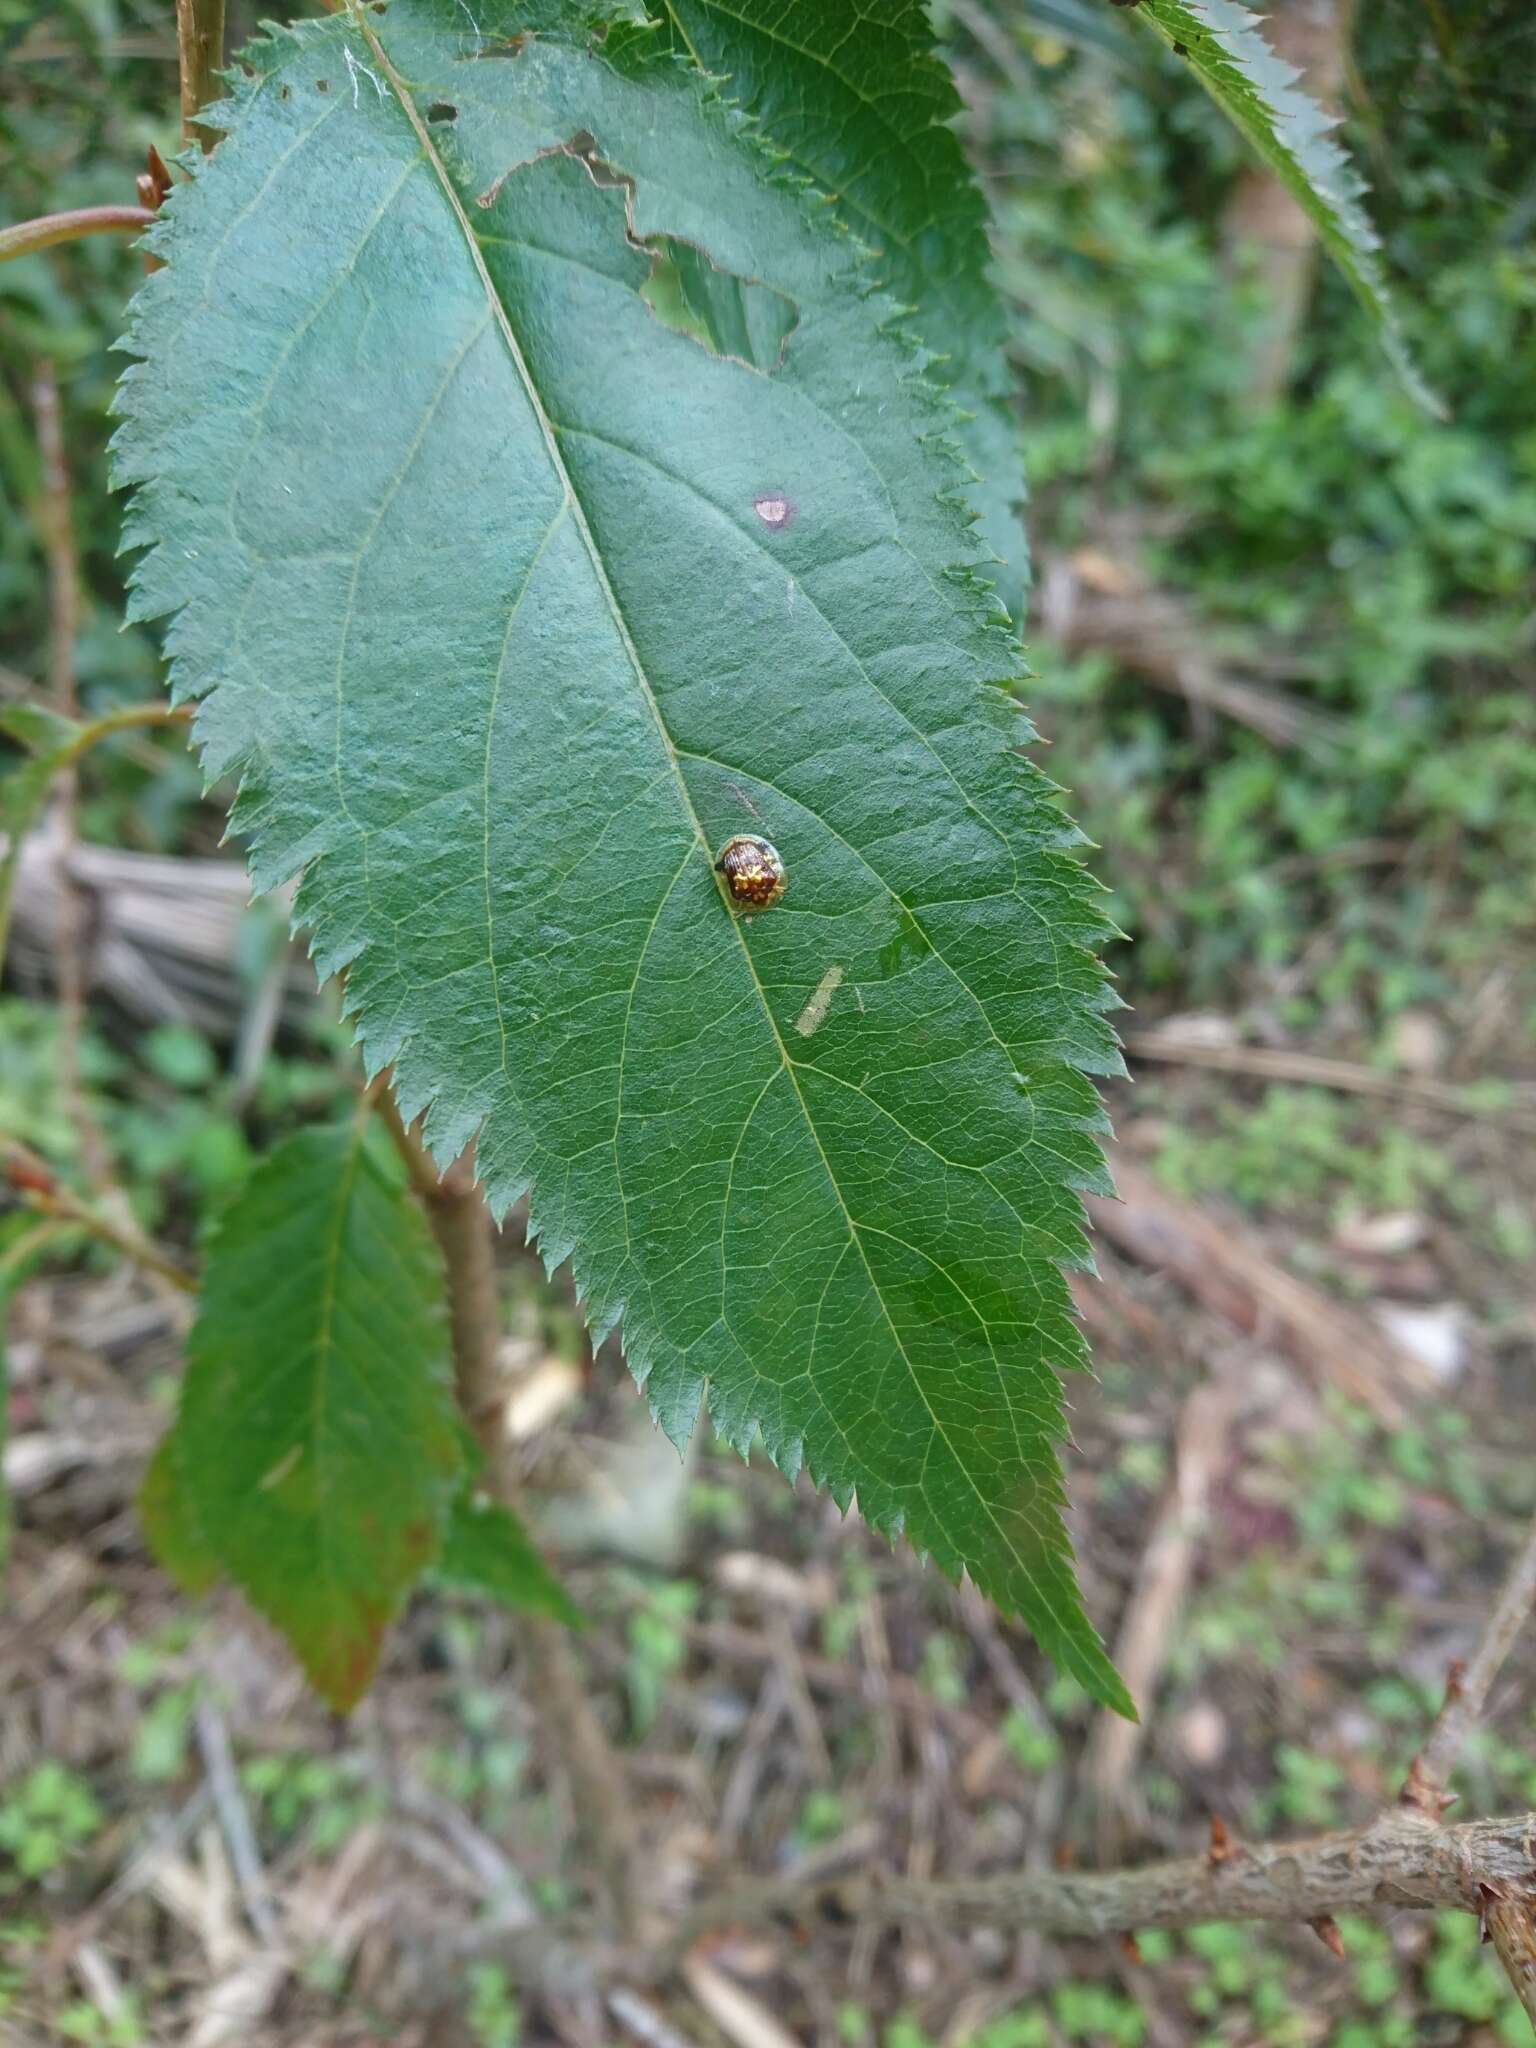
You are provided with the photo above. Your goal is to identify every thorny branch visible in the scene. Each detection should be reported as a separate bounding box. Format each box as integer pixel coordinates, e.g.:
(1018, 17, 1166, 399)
(372, 1086, 642, 1940)
(669, 1813, 1536, 1950)
(175, 0, 227, 151)
(1401, 1512, 1536, 2023)
(1404, 1514, 1536, 1815)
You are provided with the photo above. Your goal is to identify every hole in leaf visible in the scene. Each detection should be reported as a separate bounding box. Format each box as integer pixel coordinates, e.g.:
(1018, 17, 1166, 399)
(640, 236, 797, 373)
(427, 101, 458, 123)
(316, 78, 330, 91)
(478, 137, 798, 375)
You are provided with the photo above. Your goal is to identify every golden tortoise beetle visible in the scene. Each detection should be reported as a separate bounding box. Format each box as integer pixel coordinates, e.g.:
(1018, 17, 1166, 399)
(714, 833, 786, 910)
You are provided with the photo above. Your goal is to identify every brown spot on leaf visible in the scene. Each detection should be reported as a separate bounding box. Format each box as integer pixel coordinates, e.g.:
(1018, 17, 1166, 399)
(471, 31, 528, 57)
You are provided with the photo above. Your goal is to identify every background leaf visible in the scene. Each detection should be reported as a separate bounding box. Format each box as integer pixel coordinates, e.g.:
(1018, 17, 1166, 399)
(166, 1123, 461, 1709)
(436, 1491, 584, 1628)
(113, 7, 1127, 1709)
(1129, 0, 1440, 415)
(658, 0, 1030, 614)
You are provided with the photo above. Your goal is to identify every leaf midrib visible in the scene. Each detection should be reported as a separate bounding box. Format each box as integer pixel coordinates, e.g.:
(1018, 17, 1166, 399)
(348, 1, 1070, 1633)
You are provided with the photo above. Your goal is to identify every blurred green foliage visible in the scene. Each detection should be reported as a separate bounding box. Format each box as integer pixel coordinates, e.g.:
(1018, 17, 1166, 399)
(2, 4, 187, 778)
(950, 1, 1536, 1027)
(854, 1904, 1534, 2046)
(0, 1760, 102, 1880)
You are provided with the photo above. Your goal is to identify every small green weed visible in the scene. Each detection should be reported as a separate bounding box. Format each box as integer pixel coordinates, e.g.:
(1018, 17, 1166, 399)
(623, 1578, 696, 1736)
(466, 1962, 522, 2048)
(0, 1763, 103, 1881)
(240, 1752, 382, 1855)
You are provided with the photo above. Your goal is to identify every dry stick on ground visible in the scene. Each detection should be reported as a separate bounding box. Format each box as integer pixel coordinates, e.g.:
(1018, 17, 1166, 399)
(1083, 1368, 1237, 1854)
(5, 807, 284, 1046)
(1036, 550, 1339, 754)
(681, 1616, 1002, 1755)
(372, 1088, 641, 1940)
(1088, 1155, 1430, 1425)
(1123, 1030, 1536, 1135)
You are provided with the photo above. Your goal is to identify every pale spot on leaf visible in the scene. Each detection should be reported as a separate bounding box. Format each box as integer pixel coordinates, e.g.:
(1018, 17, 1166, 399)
(795, 964, 844, 1037)
(259, 1444, 303, 1491)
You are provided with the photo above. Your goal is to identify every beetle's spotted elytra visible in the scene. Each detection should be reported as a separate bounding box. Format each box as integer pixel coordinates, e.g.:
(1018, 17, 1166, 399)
(714, 833, 786, 910)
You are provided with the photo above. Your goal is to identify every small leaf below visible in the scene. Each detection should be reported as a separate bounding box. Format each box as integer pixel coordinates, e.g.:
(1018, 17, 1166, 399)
(166, 1123, 461, 1709)
(138, 1433, 220, 1597)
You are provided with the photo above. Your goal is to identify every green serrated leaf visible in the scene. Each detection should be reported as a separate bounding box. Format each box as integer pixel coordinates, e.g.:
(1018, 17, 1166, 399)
(169, 1124, 462, 1709)
(659, 0, 1028, 613)
(437, 1489, 584, 1627)
(112, 4, 1129, 1710)
(1131, 0, 1440, 416)
(138, 1432, 221, 1597)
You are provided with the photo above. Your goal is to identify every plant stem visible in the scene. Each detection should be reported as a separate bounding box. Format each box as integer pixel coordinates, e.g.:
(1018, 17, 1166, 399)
(60, 701, 194, 759)
(1400, 1508, 1536, 2019)
(175, 0, 227, 149)
(0, 208, 156, 265)
(0, 1155, 196, 1294)
(374, 1089, 641, 1937)
(1403, 1513, 1536, 1811)
(31, 362, 112, 1198)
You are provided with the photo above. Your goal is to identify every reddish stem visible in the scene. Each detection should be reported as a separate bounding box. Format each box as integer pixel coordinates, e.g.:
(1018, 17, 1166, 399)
(0, 208, 156, 265)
